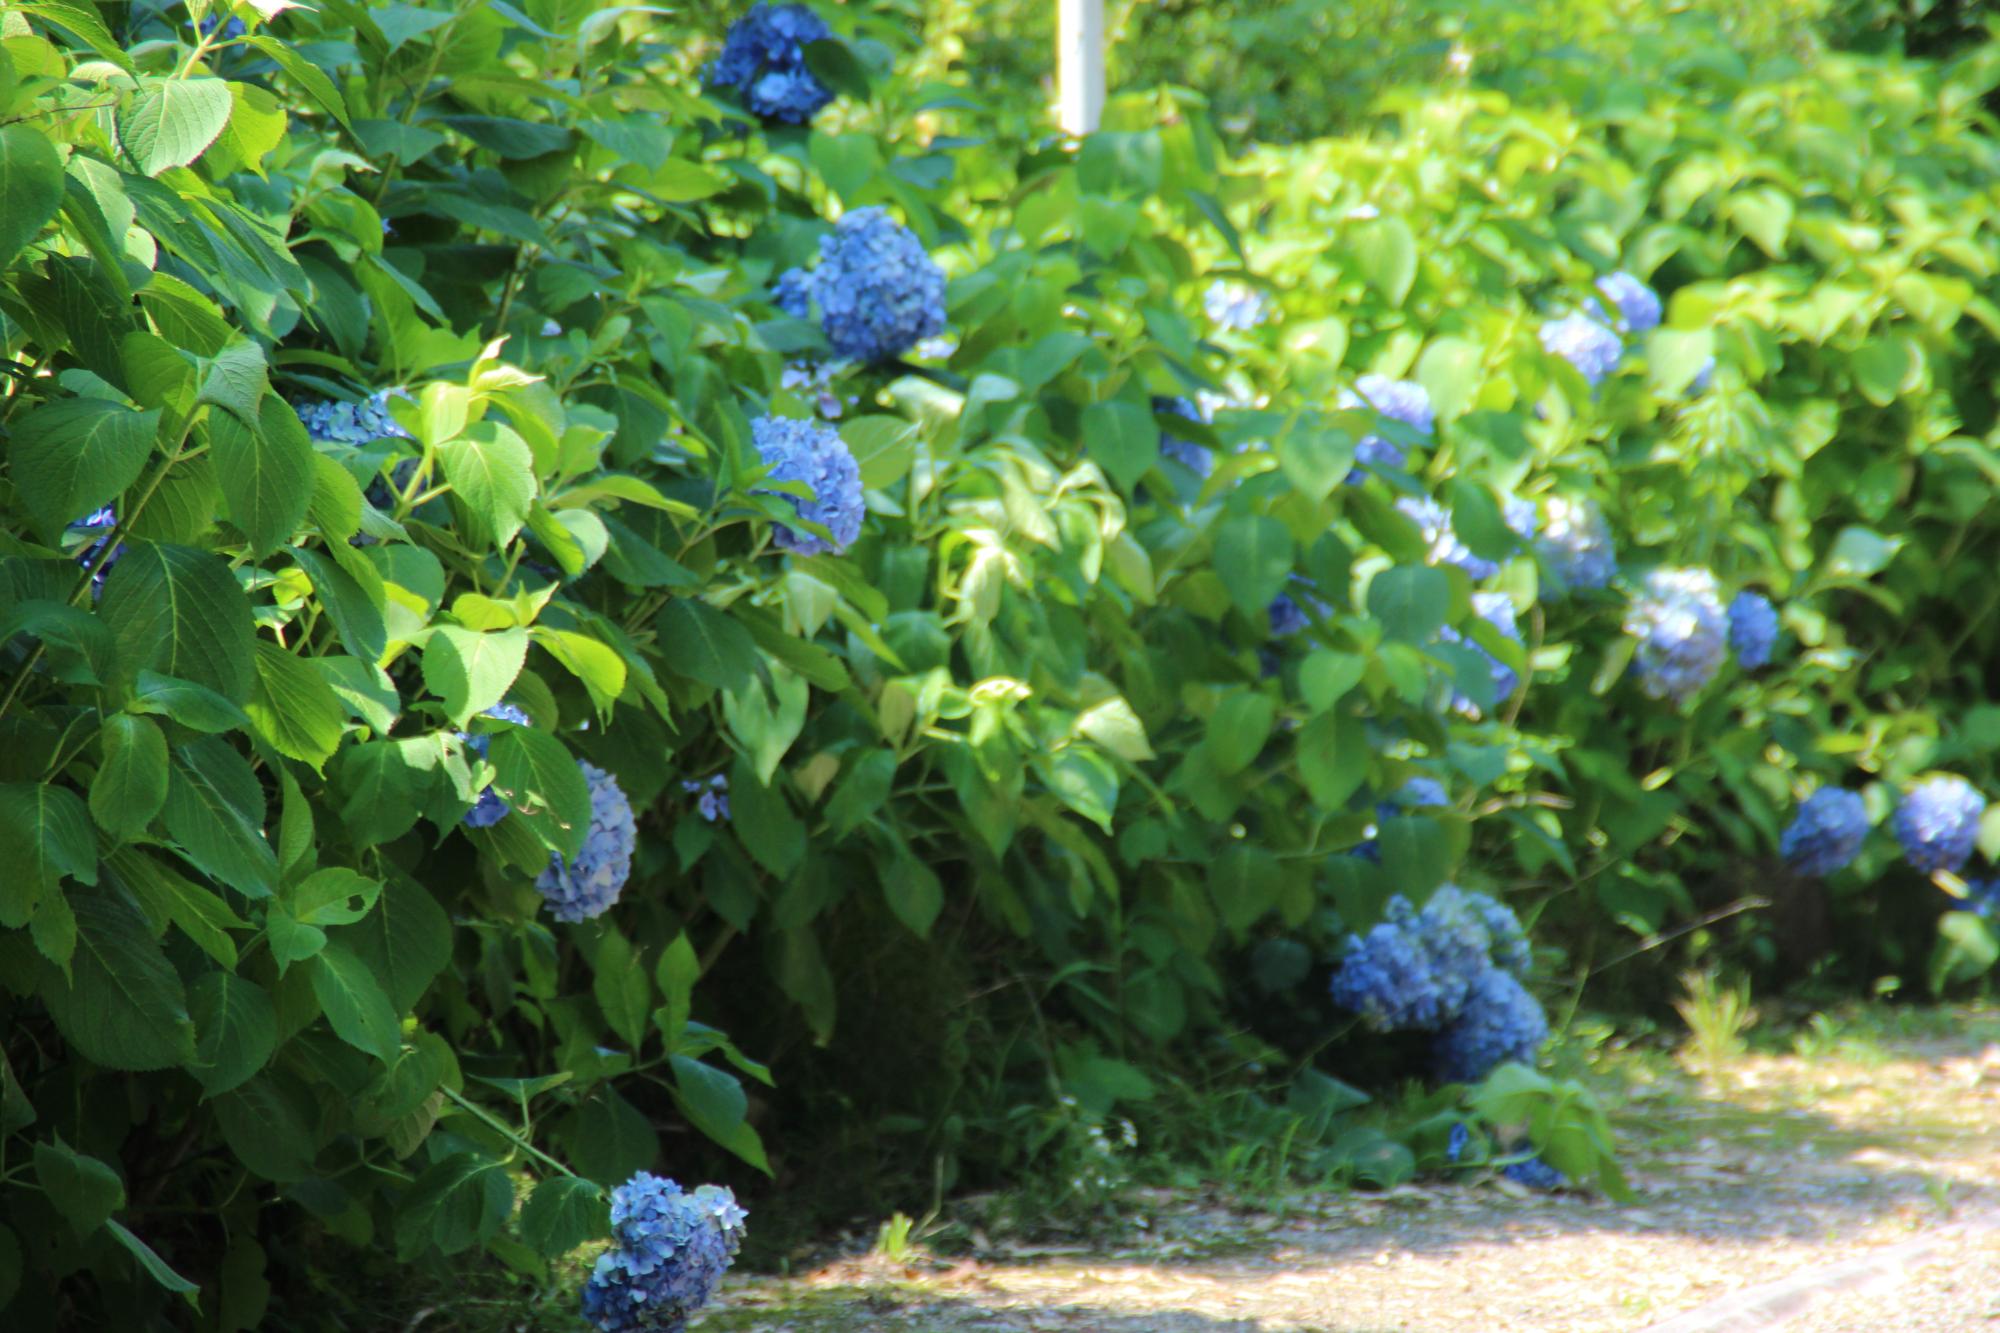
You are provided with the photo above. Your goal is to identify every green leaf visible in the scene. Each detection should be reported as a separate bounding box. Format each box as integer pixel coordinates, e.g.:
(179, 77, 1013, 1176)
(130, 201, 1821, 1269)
(118, 77, 235, 176)
(310, 943, 402, 1065)
(38, 884, 195, 1070)
(518, 1177, 608, 1259)
(1300, 651, 1366, 713)
(566, 1088, 658, 1188)
(209, 394, 315, 557)
(1851, 336, 1915, 408)
(293, 548, 387, 665)
(214, 1076, 315, 1181)
(34, 1140, 125, 1236)
(244, 35, 352, 130)
(0, 124, 64, 272)
(489, 727, 590, 861)
(1213, 515, 1295, 616)
(0, 781, 97, 929)
(105, 1219, 200, 1302)
(100, 544, 257, 702)
(423, 625, 528, 726)
(1042, 747, 1119, 832)
(1082, 399, 1159, 493)
(1824, 525, 1902, 581)
(808, 130, 882, 204)
(1367, 564, 1451, 642)
(532, 628, 626, 718)
(330, 879, 451, 1013)
(105, 846, 246, 969)
(188, 971, 277, 1098)
(672, 1055, 769, 1171)
(8, 397, 160, 539)
(129, 669, 253, 733)
(1929, 911, 1999, 994)
(245, 641, 344, 770)
(1353, 216, 1418, 306)
(593, 928, 653, 1052)
(840, 415, 919, 488)
(1276, 425, 1356, 503)
(883, 853, 943, 937)
(654, 932, 699, 1052)
(1211, 844, 1280, 932)
(657, 599, 757, 693)
(91, 713, 170, 840)
(1646, 328, 1715, 397)
(330, 740, 429, 845)
(162, 737, 277, 897)
(728, 752, 804, 878)
(438, 422, 536, 550)
(825, 748, 896, 838)
(1075, 697, 1154, 762)
(1297, 711, 1367, 810)
(1414, 336, 1483, 422)
(191, 339, 270, 423)
(1207, 692, 1276, 776)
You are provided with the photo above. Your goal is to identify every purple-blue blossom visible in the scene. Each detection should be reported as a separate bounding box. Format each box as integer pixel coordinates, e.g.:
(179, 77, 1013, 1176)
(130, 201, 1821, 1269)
(1397, 495, 1499, 581)
(459, 703, 533, 828)
(707, 3, 835, 124)
(1594, 272, 1662, 335)
(296, 391, 411, 445)
(1780, 788, 1869, 877)
(581, 1174, 747, 1333)
(1433, 966, 1549, 1083)
(1353, 778, 1448, 862)
(1539, 313, 1623, 386)
(1727, 591, 1778, 669)
(1330, 917, 1455, 1031)
(1340, 375, 1432, 481)
(752, 415, 865, 556)
(788, 208, 947, 364)
(1967, 880, 2000, 919)
(536, 760, 637, 923)
(1536, 496, 1617, 590)
(1439, 591, 1522, 715)
(1203, 280, 1269, 331)
(1624, 567, 1728, 704)
(1891, 776, 1986, 875)
(683, 773, 731, 823)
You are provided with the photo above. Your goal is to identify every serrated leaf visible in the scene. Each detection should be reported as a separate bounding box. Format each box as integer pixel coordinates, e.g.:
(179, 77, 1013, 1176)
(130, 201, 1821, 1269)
(209, 394, 315, 557)
(0, 123, 65, 272)
(1213, 515, 1295, 616)
(104, 846, 246, 968)
(592, 928, 652, 1052)
(38, 884, 195, 1070)
(423, 625, 528, 726)
(118, 77, 234, 176)
(0, 781, 98, 930)
(162, 737, 276, 897)
(1082, 399, 1158, 493)
(657, 598, 757, 692)
(8, 397, 160, 539)
(91, 713, 170, 840)
(519, 1176, 608, 1258)
(438, 421, 536, 550)
(105, 1219, 200, 1302)
(100, 544, 257, 702)
(310, 943, 402, 1064)
(188, 971, 276, 1097)
(488, 727, 589, 861)
(34, 1140, 124, 1236)
(1367, 564, 1451, 642)
(245, 641, 344, 770)
(329, 880, 451, 1012)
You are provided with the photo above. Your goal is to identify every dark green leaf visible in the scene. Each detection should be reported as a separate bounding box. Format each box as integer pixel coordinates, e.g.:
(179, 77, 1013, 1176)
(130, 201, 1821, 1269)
(38, 883, 195, 1070)
(1213, 515, 1295, 616)
(489, 727, 589, 861)
(162, 737, 276, 897)
(657, 598, 757, 693)
(518, 1176, 607, 1259)
(209, 394, 315, 557)
(100, 544, 257, 702)
(91, 713, 170, 840)
(33, 1140, 124, 1236)
(9, 397, 159, 539)
(0, 124, 65, 272)
(188, 971, 276, 1097)
(310, 943, 402, 1065)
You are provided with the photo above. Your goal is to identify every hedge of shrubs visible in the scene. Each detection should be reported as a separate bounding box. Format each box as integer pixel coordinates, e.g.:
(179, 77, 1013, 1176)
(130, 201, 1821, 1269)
(2, 0, 1999, 1325)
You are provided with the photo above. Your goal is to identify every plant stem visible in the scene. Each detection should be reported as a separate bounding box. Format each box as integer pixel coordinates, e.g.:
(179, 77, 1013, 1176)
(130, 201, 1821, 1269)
(438, 1086, 577, 1178)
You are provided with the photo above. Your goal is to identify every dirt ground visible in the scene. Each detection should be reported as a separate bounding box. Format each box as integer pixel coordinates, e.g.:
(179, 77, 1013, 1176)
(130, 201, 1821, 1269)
(696, 1009, 2000, 1333)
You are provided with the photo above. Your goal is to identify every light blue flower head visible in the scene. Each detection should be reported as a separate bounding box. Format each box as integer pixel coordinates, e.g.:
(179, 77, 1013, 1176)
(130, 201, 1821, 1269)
(1891, 775, 1986, 875)
(1340, 374, 1432, 482)
(707, 2, 835, 123)
(1780, 788, 1868, 877)
(1624, 567, 1727, 704)
(1594, 271, 1663, 334)
(535, 760, 636, 923)
(1535, 496, 1617, 591)
(1432, 967, 1548, 1084)
(805, 208, 947, 364)
(1539, 313, 1623, 386)
(752, 415, 865, 556)
(1727, 591, 1778, 670)
(582, 1173, 747, 1333)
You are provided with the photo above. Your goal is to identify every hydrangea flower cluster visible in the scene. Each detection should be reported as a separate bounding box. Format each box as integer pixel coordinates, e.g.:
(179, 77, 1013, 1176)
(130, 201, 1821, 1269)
(460, 703, 533, 828)
(1340, 374, 1433, 480)
(1891, 775, 1986, 874)
(751, 415, 865, 556)
(1330, 886, 1543, 1087)
(1353, 777, 1450, 863)
(1152, 396, 1214, 478)
(1623, 567, 1728, 704)
(1445, 1123, 1564, 1191)
(706, 3, 835, 124)
(1439, 592, 1522, 716)
(1397, 496, 1499, 580)
(1539, 312, 1623, 386)
(535, 760, 637, 923)
(581, 1174, 747, 1333)
(1780, 788, 1869, 877)
(683, 774, 730, 823)
(1593, 272, 1663, 334)
(781, 359, 849, 420)
(1727, 591, 1779, 669)
(776, 208, 946, 364)
(1967, 880, 2000, 919)
(295, 391, 410, 445)
(1502, 494, 1538, 543)
(1267, 582, 1331, 638)
(1536, 496, 1617, 590)
(68, 505, 123, 594)
(1203, 279, 1269, 331)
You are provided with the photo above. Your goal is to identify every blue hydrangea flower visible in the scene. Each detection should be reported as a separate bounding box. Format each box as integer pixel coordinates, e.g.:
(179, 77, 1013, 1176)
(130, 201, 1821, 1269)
(1780, 788, 1869, 877)
(682, 773, 730, 823)
(1891, 775, 1986, 875)
(459, 703, 533, 828)
(781, 359, 848, 420)
(772, 266, 815, 318)
(1536, 496, 1616, 590)
(1330, 918, 1454, 1031)
(1397, 496, 1499, 580)
(536, 760, 637, 923)
(1267, 581, 1332, 639)
(1502, 1157, 1565, 1191)
(1340, 375, 1433, 482)
(1408, 886, 1503, 1014)
(1472, 893, 1532, 978)
(789, 208, 946, 364)
(1594, 272, 1662, 335)
(707, 3, 835, 124)
(1153, 396, 1213, 478)
(1967, 880, 2000, 919)
(752, 415, 865, 556)
(1539, 313, 1623, 386)
(1433, 967, 1549, 1084)
(194, 13, 248, 39)
(296, 391, 411, 445)
(1439, 591, 1522, 715)
(1624, 568, 1728, 704)
(68, 504, 123, 595)
(1727, 591, 1778, 669)
(1501, 494, 1538, 543)
(1203, 280, 1269, 331)
(581, 1174, 747, 1333)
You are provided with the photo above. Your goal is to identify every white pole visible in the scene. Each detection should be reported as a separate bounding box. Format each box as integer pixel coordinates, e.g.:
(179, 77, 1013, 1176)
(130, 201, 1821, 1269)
(1058, 0, 1104, 135)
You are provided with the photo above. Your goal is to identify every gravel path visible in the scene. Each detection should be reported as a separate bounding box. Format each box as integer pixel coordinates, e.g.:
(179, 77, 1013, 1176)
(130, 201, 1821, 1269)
(700, 1011, 2000, 1333)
